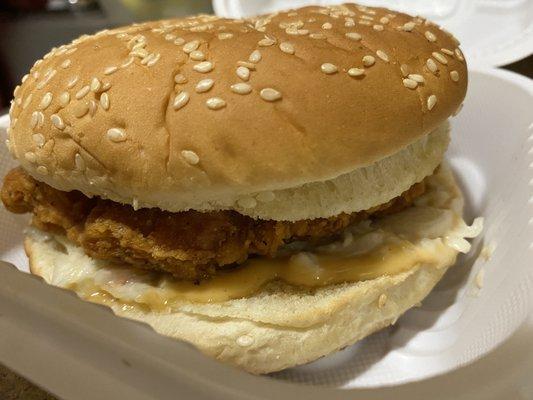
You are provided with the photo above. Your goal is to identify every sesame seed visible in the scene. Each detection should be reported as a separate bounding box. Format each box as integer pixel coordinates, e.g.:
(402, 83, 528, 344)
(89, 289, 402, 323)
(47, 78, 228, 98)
(218, 32, 233, 40)
(130, 41, 146, 51)
(183, 40, 200, 53)
(121, 57, 134, 68)
(408, 74, 425, 83)
(61, 59, 72, 69)
(189, 50, 205, 61)
(380, 17, 390, 24)
(400, 64, 409, 77)
(361, 14, 374, 20)
(22, 94, 33, 109)
(363, 55, 375, 67)
(359, 20, 371, 26)
(101, 82, 111, 92)
(174, 74, 187, 84)
(237, 197, 257, 209)
(164, 33, 176, 41)
(173, 91, 190, 110)
(38, 92, 53, 110)
(475, 268, 485, 289)
(25, 151, 37, 163)
(195, 78, 214, 93)
(348, 68, 365, 77)
(455, 48, 464, 61)
(450, 70, 459, 82)
(59, 92, 70, 107)
(67, 76, 79, 88)
(309, 33, 326, 39)
(426, 58, 438, 74)
(130, 48, 148, 58)
(237, 61, 256, 70)
(181, 150, 200, 165)
(441, 48, 454, 56)
(403, 78, 418, 89)
(193, 61, 214, 73)
(174, 37, 185, 45)
(373, 24, 384, 31)
(100, 92, 110, 110)
(74, 103, 89, 118)
(402, 22, 415, 31)
(206, 97, 226, 110)
(32, 133, 45, 147)
(378, 294, 387, 308)
(376, 50, 389, 62)
(256, 191, 275, 202)
(146, 53, 160, 67)
(21, 74, 29, 83)
(432, 52, 448, 64)
(51, 114, 65, 130)
(345, 32, 361, 40)
(236, 66, 250, 81)
(90, 77, 101, 92)
(75, 85, 90, 99)
(279, 42, 295, 54)
(344, 20, 355, 27)
(249, 50, 262, 63)
(106, 128, 127, 142)
(31, 111, 44, 128)
(321, 63, 338, 74)
(36, 69, 56, 89)
(322, 22, 332, 29)
(140, 53, 152, 65)
(260, 88, 282, 102)
(74, 153, 85, 170)
(231, 82, 252, 94)
(36, 166, 48, 175)
(425, 31, 437, 42)
(427, 94, 437, 110)
(258, 37, 276, 46)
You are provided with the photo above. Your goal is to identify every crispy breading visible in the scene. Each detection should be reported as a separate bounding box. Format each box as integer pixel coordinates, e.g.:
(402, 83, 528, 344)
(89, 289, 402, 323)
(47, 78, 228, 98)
(2, 168, 426, 280)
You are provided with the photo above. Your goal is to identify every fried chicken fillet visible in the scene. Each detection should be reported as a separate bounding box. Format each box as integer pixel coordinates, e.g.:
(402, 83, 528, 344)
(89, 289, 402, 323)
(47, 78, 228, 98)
(1, 168, 426, 280)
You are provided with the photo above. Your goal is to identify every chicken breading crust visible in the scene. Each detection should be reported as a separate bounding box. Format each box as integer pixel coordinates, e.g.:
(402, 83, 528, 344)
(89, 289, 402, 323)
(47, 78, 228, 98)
(2, 168, 426, 280)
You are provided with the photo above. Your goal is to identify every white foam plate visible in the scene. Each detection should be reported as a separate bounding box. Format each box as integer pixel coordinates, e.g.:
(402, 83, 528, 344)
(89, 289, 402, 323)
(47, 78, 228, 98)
(212, 0, 533, 67)
(0, 67, 532, 397)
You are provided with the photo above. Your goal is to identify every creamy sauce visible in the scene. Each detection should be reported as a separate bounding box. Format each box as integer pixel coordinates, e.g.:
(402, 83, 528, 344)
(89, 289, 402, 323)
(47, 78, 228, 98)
(72, 239, 447, 307)
(159, 241, 441, 303)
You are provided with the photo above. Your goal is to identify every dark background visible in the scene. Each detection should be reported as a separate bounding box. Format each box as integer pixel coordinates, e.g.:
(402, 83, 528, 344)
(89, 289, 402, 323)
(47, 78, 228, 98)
(0, 0, 214, 111)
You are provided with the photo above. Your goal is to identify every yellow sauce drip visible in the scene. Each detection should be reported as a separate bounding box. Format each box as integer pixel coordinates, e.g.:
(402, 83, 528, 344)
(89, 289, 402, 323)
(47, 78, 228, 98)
(139, 240, 446, 304)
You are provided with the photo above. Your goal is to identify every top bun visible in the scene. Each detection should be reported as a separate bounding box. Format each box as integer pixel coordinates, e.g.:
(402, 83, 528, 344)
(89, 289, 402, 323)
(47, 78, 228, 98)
(6, 3, 466, 220)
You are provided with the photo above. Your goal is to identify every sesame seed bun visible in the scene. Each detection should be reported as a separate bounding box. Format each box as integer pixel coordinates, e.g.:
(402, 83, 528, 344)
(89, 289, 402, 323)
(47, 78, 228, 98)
(7, 4, 466, 220)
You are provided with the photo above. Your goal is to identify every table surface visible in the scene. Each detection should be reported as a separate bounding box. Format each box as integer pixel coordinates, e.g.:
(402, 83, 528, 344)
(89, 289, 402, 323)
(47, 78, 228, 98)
(1, 54, 531, 400)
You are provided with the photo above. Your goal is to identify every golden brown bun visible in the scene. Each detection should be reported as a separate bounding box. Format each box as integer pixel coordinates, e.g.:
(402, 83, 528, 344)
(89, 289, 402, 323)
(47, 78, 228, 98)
(7, 4, 466, 219)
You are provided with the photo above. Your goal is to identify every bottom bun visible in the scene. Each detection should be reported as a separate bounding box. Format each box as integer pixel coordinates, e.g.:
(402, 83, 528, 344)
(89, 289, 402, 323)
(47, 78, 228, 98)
(26, 165, 483, 374)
